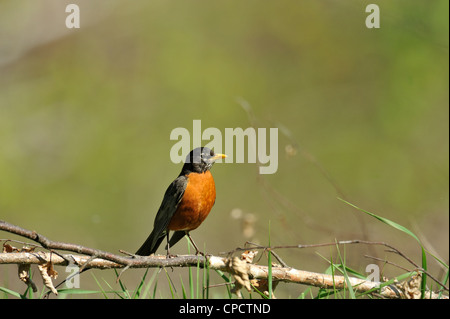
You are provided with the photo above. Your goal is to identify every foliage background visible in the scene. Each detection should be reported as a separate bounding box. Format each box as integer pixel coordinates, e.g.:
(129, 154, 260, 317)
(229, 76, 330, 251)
(0, 0, 448, 298)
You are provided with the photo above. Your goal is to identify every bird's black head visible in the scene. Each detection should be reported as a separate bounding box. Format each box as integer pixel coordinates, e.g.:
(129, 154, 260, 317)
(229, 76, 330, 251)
(181, 147, 226, 174)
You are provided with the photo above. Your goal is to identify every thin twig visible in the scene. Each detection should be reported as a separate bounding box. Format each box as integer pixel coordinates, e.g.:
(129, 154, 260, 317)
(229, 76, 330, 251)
(364, 255, 412, 273)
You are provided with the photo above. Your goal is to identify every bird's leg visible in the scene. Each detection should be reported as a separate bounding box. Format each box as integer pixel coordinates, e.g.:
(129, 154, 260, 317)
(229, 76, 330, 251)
(165, 232, 177, 258)
(186, 232, 204, 256)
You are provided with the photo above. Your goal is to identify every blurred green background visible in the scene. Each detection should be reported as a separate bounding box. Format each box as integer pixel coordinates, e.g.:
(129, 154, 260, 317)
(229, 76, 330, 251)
(0, 0, 448, 298)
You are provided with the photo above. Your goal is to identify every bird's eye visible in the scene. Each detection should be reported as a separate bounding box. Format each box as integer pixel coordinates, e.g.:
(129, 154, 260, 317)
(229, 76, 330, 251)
(210, 149, 214, 156)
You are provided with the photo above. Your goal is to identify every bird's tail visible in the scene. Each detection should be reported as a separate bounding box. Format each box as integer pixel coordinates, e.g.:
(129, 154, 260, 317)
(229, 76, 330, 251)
(135, 230, 165, 256)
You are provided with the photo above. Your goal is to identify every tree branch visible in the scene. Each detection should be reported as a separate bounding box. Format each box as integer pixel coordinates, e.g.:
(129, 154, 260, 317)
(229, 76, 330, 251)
(0, 220, 447, 299)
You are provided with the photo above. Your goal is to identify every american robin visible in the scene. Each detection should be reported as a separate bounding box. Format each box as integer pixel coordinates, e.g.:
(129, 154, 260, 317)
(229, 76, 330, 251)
(136, 147, 226, 256)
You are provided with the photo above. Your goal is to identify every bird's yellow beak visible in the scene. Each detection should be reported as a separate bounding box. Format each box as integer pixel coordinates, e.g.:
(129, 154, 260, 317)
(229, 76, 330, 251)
(211, 153, 227, 161)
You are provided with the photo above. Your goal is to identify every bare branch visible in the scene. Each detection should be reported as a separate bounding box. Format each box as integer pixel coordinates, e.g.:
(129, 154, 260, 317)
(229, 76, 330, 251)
(0, 220, 447, 299)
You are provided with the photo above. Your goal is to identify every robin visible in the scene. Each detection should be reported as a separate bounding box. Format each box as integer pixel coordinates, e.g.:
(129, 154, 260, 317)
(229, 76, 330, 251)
(136, 147, 226, 256)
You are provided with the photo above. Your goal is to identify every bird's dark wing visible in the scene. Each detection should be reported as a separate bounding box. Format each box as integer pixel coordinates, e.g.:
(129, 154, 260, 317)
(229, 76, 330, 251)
(135, 175, 187, 256)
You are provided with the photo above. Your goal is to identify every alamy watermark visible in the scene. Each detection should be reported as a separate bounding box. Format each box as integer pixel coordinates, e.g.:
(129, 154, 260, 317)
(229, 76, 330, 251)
(65, 265, 81, 289)
(365, 4, 380, 29)
(366, 263, 381, 283)
(65, 3, 380, 30)
(65, 4, 80, 29)
(170, 120, 279, 174)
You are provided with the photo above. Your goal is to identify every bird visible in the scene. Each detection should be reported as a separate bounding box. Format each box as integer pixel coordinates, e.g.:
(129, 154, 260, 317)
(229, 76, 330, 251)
(135, 147, 226, 256)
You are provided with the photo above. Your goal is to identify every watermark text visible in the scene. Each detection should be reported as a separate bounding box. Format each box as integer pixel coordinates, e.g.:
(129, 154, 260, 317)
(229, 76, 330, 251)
(170, 120, 278, 174)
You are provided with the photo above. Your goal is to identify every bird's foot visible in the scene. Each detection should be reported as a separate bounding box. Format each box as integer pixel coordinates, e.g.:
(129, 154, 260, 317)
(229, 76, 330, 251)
(195, 250, 206, 256)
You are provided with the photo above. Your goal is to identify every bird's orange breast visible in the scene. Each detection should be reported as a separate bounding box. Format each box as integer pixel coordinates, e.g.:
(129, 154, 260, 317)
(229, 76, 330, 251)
(168, 170, 216, 231)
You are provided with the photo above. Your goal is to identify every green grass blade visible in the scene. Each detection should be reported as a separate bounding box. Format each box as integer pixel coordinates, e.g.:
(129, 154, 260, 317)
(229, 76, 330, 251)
(114, 269, 131, 299)
(420, 248, 428, 299)
(102, 277, 124, 299)
(180, 276, 187, 299)
(329, 254, 337, 298)
(186, 240, 194, 299)
(438, 268, 449, 299)
(152, 280, 158, 299)
(335, 264, 367, 280)
(188, 266, 194, 299)
(267, 249, 273, 299)
(250, 282, 269, 299)
(315, 252, 336, 298)
(133, 268, 149, 299)
(140, 269, 159, 299)
(203, 254, 210, 299)
(297, 287, 312, 299)
(215, 269, 233, 298)
(57, 288, 106, 295)
(164, 268, 176, 299)
(335, 243, 355, 299)
(196, 257, 200, 299)
(0, 286, 24, 299)
(267, 220, 273, 299)
(338, 198, 420, 241)
(91, 272, 109, 299)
